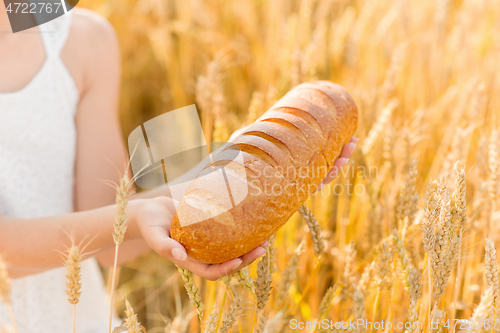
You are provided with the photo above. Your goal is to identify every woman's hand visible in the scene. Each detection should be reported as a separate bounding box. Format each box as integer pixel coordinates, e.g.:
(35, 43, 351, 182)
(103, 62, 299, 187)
(129, 197, 268, 281)
(315, 137, 358, 192)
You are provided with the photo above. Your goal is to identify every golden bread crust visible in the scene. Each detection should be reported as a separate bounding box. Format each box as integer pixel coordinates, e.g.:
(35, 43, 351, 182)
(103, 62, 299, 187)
(170, 81, 358, 263)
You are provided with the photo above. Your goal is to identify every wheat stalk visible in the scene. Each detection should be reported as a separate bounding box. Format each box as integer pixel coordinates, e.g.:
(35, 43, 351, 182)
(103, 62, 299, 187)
(393, 229, 423, 332)
(255, 252, 272, 312)
(176, 266, 204, 320)
(350, 286, 366, 333)
(108, 170, 135, 333)
(202, 303, 220, 333)
(488, 129, 499, 201)
(276, 252, 301, 307)
(0, 255, 11, 307)
(237, 268, 256, 298)
(343, 242, 357, 286)
(450, 161, 467, 323)
(358, 260, 376, 292)
(298, 205, 325, 257)
(62, 243, 85, 333)
(247, 91, 265, 123)
(470, 287, 494, 332)
(432, 178, 452, 302)
(362, 99, 398, 157)
(124, 300, 146, 333)
(397, 158, 419, 228)
(220, 297, 243, 333)
(195, 55, 229, 142)
(374, 242, 393, 291)
(261, 311, 284, 333)
(485, 237, 500, 307)
(0, 255, 17, 333)
(318, 285, 338, 319)
(254, 312, 266, 333)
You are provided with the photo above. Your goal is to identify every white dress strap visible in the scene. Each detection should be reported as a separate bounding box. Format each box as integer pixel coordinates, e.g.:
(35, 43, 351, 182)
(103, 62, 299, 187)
(38, 11, 73, 58)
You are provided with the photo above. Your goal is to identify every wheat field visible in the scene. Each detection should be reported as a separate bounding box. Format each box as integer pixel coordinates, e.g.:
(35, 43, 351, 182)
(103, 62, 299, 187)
(3, 0, 500, 332)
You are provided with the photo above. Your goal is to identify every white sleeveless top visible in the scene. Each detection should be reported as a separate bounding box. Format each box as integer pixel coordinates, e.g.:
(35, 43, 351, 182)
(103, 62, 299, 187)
(0, 13, 117, 333)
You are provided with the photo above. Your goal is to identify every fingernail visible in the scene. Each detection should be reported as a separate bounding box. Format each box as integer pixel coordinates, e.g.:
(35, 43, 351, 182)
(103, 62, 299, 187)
(338, 157, 349, 165)
(262, 240, 270, 248)
(172, 248, 187, 261)
(317, 183, 325, 192)
(346, 142, 357, 150)
(231, 259, 243, 270)
(256, 247, 266, 257)
(352, 137, 359, 143)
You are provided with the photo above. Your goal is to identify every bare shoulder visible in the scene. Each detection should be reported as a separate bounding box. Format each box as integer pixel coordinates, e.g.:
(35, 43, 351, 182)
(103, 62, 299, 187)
(62, 8, 120, 94)
(70, 8, 117, 43)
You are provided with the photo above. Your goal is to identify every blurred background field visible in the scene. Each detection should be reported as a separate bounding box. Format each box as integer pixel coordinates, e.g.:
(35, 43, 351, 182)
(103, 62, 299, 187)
(79, 0, 500, 331)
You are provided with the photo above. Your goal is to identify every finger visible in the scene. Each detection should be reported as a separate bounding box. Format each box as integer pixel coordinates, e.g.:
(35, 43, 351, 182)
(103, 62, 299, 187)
(229, 246, 267, 273)
(171, 259, 217, 281)
(192, 258, 244, 281)
(315, 140, 358, 192)
(260, 240, 270, 248)
(339, 142, 357, 159)
(197, 243, 270, 279)
(315, 157, 349, 192)
(223, 241, 269, 274)
(144, 223, 188, 261)
(173, 241, 270, 280)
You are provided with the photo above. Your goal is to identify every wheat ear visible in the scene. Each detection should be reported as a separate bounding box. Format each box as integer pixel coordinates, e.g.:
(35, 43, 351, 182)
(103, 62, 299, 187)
(276, 243, 303, 307)
(124, 300, 146, 333)
(362, 99, 398, 157)
(396, 158, 419, 229)
(470, 287, 494, 329)
(318, 285, 339, 319)
(108, 170, 135, 333)
(485, 237, 500, 307)
(255, 312, 266, 333)
(488, 129, 499, 234)
(374, 242, 393, 291)
(247, 91, 265, 123)
(450, 161, 467, 322)
(0, 255, 17, 333)
(420, 199, 437, 318)
(63, 244, 84, 333)
(393, 229, 423, 333)
(252, 248, 273, 333)
(358, 260, 376, 292)
(202, 302, 220, 333)
(220, 297, 243, 333)
(261, 311, 284, 333)
(351, 286, 366, 333)
(298, 205, 325, 257)
(255, 251, 273, 312)
(433, 178, 453, 302)
(176, 266, 204, 320)
(237, 268, 256, 298)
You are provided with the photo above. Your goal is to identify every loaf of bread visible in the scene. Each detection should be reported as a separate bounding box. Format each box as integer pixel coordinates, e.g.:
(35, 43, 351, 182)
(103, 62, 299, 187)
(170, 81, 358, 264)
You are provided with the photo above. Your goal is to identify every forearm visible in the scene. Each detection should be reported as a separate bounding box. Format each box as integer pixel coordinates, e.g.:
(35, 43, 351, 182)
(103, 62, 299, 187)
(96, 239, 151, 268)
(0, 199, 144, 278)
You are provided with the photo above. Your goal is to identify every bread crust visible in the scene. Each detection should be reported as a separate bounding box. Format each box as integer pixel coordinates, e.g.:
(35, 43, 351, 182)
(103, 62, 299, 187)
(170, 81, 358, 264)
